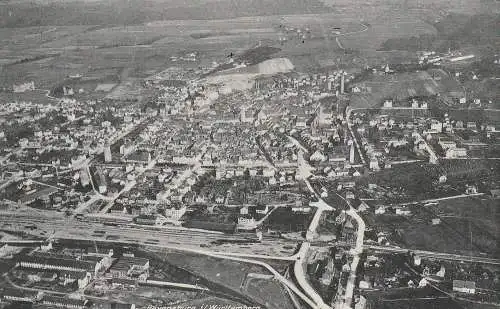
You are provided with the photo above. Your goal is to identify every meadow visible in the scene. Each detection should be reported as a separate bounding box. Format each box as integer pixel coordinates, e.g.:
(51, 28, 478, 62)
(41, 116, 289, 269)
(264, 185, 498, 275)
(0, 0, 496, 104)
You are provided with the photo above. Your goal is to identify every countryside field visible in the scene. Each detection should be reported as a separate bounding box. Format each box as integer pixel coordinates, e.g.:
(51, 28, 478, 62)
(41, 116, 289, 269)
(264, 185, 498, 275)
(350, 69, 463, 108)
(2, 0, 497, 105)
(0, 0, 456, 101)
(363, 196, 500, 257)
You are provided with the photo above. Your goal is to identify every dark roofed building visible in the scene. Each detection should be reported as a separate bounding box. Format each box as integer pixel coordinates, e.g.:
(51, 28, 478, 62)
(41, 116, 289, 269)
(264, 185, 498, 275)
(90, 301, 136, 309)
(2, 288, 40, 303)
(453, 280, 476, 294)
(42, 295, 90, 309)
(108, 256, 149, 281)
(17, 253, 104, 276)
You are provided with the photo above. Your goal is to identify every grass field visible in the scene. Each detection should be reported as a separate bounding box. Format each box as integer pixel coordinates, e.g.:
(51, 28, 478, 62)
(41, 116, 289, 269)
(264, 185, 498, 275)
(349, 69, 463, 108)
(340, 19, 437, 51)
(1, 0, 497, 96)
(363, 196, 499, 257)
(245, 277, 295, 309)
(0, 7, 450, 95)
(152, 250, 296, 307)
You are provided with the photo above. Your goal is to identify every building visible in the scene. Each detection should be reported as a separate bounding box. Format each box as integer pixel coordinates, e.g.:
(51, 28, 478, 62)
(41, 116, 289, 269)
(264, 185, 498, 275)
(430, 120, 443, 133)
(453, 280, 476, 294)
(104, 143, 112, 163)
(490, 189, 500, 198)
(80, 166, 90, 187)
(349, 141, 355, 164)
(42, 295, 90, 309)
(91, 302, 136, 309)
(133, 214, 162, 226)
(466, 121, 477, 130)
(95, 168, 107, 194)
(369, 158, 380, 170)
(240, 107, 254, 123)
(17, 253, 105, 277)
(340, 72, 345, 94)
(60, 270, 92, 289)
(445, 147, 467, 158)
(431, 218, 441, 225)
(2, 288, 40, 303)
(163, 205, 187, 220)
(108, 256, 150, 281)
(13, 81, 35, 93)
(184, 220, 236, 233)
(354, 295, 367, 309)
(237, 216, 257, 230)
(439, 140, 456, 151)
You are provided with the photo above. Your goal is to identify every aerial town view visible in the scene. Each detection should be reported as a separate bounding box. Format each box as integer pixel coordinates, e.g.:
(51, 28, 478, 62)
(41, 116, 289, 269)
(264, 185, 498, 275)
(0, 0, 498, 308)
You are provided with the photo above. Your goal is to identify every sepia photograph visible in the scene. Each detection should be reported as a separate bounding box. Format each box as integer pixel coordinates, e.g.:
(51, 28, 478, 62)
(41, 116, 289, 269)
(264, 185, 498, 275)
(0, 0, 499, 308)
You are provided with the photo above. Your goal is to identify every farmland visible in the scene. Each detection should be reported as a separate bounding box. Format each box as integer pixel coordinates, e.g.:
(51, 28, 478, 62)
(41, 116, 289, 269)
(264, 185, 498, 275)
(1, 0, 495, 106)
(362, 196, 500, 257)
(0, 3, 461, 101)
(349, 69, 464, 108)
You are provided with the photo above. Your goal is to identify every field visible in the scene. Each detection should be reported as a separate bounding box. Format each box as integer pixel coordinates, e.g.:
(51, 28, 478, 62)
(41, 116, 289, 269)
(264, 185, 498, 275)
(349, 69, 463, 108)
(364, 288, 463, 309)
(426, 196, 499, 254)
(0, 3, 473, 102)
(151, 249, 294, 308)
(363, 196, 500, 257)
(340, 18, 437, 51)
(245, 277, 296, 309)
(0, 0, 497, 94)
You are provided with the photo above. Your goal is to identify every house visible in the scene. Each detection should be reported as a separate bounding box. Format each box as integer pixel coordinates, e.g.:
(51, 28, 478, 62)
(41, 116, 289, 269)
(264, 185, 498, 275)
(466, 122, 477, 130)
(237, 216, 256, 230)
(2, 288, 40, 303)
(430, 120, 443, 133)
(108, 256, 150, 281)
(369, 158, 379, 170)
(490, 189, 500, 198)
(439, 140, 456, 151)
(295, 118, 307, 128)
(310, 150, 326, 162)
(453, 280, 476, 294)
(255, 205, 270, 215)
(263, 168, 275, 178)
(91, 303, 136, 309)
(446, 147, 467, 158)
(87, 247, 113, 257)
(133, 214, 161, 226)
(357, 201, 370, 212)
(163, 205, 186, 220)
(60, 270, 92, 289)
(465, 185, 478, 195)
(395, 207, 411, 216)
(42, 295, 90, 309)
(17, 253, 103, 276)
(345, 191, 355, 200)
(436, 265, 446, 278)
(291, 205, 312, 213)
(110, 277, 137, 289)
(431, 218, 441, 225)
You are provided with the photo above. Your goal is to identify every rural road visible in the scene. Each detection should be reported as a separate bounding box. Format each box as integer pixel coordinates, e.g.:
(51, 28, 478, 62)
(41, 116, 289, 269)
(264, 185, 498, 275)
(335, 23, 369, 50)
